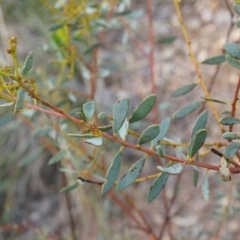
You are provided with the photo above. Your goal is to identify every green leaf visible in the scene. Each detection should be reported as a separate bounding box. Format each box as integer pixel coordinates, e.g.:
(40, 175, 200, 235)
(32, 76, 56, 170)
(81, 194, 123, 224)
(83, 101, 95, 121)
(22, 51, 34, 76)
(224, 43, 240, 59)
(118, 118, 129, 140)
(223, 132, 240, 141)
(101, 149, 123, 195)
(172, 100, 203, 120)
(84, 137, 103, 146)
(0, 102, 14, 108)
(201, 55, 226, 65)
(225, 142, 240, 158)
(68, 133, 97, 138)
(60, 183, 78, 193)
(129, 94, 156, 123)
(48, 149, 67, 165)
(188, 129, 207, 158)
(191, 111, 208, 139)
(193, 169, 199, 187)
(220, 117, 240, 125)
(171, 83, 197, 97)
(157, 164, 183, 175)
(225, 54, 240, 70)
(234, 3, 240, 15)
(98, 112, 109, 121)
(113, 98, 129, 134)
(116, 157, 145, 191)
(157, 36, 177, 44)
(202, 97, 227, 104)
(151, 117, 171, 147)
(14, 88, 25, 114)
(138, 124, 160, 145)
(147, 172, 169, 203)
(201, 172, 209, 201)
(98, 125, 112, 132)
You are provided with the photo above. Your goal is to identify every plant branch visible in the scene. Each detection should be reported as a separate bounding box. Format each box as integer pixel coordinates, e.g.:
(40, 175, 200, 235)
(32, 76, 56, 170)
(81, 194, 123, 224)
(173, 0, 223, 132)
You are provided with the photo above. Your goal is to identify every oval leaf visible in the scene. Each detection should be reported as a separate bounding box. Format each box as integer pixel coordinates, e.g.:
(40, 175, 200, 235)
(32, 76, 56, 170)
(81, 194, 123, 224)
(48, 149, 66, 165)
(223, 132, 240, 141)
(234, 3, 240, 14)
(224, 43, 240, 59)
(220, 117, 240, 125)
(191, 111, 208, 139)
(225, 54, 240, 70)
(0, 102, 14, 108)
(172, 100, 203, 120)
(14, 88, 25, 114)
(113, 98, 129, 134)
(138, 124, 160, 145)
(83, 101, 95, 121)
(101, 149, 123, 195)
(151, 117, 171, 147)
(225, 142, 240, 158)
(118, 118, 129, 140)
(188, 129, 207, 158)
(171, 83, 197, 97)
(22, 51, 34, 76)
(84, 137, 103, 146)
(201, 172, 209, 201)
(147, 172, 169, 203)
(201, 55, 226, 65)
(129, 94, 156, 123)
(157, 164, 183, 175)
(116, 157, 145, 191)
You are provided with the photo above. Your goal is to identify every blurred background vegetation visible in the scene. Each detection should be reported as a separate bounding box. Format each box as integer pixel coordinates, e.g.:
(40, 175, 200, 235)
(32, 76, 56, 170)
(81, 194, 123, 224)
(1, 1, 240, 240)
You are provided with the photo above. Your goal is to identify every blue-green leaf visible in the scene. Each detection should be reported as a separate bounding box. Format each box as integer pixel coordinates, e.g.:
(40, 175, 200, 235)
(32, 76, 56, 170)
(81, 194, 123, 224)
(0, 102, 14, 108)
(157, 164, 183, 175)
(224, 43, 240, 59)
(84, 137, 103, 146)
(225, 54, 240, 70)
(193, 169, 199, 187)
(22, 51, 34, 76)
(172, 100, 203, 120)
(225, 142, 240, 158)
(171, 83, 197, 97)
(83, 101, 95, 121)
(101, 149, 123, 195)
(234, 3, 240, 15)
(191, 111, 208, 139)
(147, 172, 169, 203)
(60, 183, 78, 193)
(113, 98, 129, 134)
(48, 149, 67, 165)
(220, 117, 240, 125)
(14, 88, 25, 114)
(201, 55, 226, 65)
(138, 124, 160, 145)
(188, 129, 207, 158)
(151, 117, 171, 147)
(116, 157, 145, 191)
(201, 172, 209, 201)
(223, 132, 240, 141)
(118, 118, 129, 140)
(129, 94, 156, 123)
